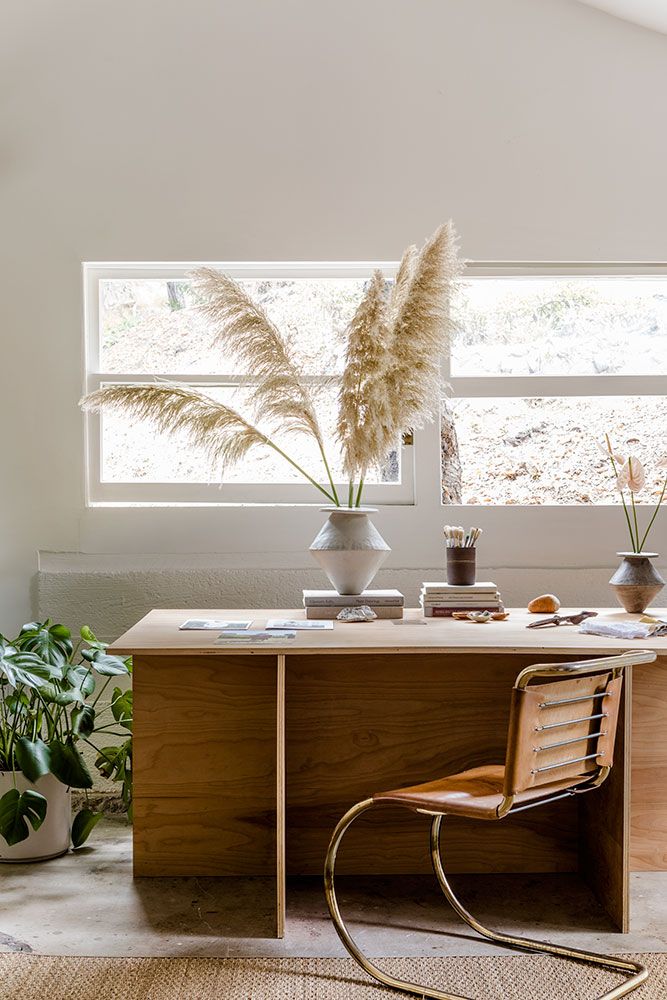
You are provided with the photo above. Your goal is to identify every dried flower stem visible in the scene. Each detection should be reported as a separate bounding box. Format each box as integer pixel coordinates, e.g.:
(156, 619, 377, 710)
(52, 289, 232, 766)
(337, 270, 391, 483)
(639, 478, 667, 552)
(262, 442, 337, 504)
(192, 267, 339, 504)
(81, 383, 337, 504)
(354, 478, 364, 508)
(320, 452, 340, 506)
(629, 459, 641, 551)
(606, 434, 637, 551)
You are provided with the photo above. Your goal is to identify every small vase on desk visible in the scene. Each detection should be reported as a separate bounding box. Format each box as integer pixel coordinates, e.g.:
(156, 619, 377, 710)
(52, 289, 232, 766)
(309, 506, 390, 595)
(609, 552, 665, 614)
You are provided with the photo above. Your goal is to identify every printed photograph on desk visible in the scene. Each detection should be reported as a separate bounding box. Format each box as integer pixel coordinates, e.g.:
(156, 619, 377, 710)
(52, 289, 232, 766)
(266, 619, 334, 630)
(179, 619, 253, 630)
(213, 629, 296, 643)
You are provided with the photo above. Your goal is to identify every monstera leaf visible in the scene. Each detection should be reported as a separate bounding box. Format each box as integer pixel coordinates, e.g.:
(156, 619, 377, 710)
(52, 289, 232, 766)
(110, 688, 133, 731)
(71, 808, 103, 849)
(71, 704, 96, 737)
(66, 665, 96, 699)
(15, 621, 73, 668)
(0, 639, 56, 689)
(81, 649, 131, 676)
(49, 739, 93, 789)
(14, 737, 51, 782)
(0, 788, 47, 846)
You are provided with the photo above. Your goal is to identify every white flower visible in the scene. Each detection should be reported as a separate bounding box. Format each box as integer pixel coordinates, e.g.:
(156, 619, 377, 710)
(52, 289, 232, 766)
(617, 457, 646, 494)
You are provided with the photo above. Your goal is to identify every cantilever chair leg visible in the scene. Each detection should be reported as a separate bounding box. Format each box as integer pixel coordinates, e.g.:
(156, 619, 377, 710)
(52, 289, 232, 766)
(430, 815, 647, 1000)
(324, 799, 648, 1000)
(325, 798, 471, 1000)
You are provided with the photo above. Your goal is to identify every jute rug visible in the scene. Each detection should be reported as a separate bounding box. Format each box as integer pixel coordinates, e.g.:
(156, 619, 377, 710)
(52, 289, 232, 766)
(0, 953, 665, 999)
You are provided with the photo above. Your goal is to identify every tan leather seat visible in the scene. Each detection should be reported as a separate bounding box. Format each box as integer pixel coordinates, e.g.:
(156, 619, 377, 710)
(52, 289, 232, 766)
(373, 764, 585, 820)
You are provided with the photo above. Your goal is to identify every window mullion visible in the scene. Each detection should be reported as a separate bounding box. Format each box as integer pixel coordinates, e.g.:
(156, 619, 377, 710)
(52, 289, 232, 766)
(449, 375, 667, 399)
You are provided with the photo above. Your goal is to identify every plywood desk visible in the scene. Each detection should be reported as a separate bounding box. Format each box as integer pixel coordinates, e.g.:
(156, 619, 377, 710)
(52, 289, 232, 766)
(111, 607, 667, 937)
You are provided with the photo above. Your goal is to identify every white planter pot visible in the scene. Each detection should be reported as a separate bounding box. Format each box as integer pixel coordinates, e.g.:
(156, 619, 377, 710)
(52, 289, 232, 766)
(0, 771, 71, 862)
(309, 506, 390, 595)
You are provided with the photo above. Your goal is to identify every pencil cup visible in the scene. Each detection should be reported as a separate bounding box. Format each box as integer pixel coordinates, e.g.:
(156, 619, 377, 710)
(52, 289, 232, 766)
(446, 546, 476, 586)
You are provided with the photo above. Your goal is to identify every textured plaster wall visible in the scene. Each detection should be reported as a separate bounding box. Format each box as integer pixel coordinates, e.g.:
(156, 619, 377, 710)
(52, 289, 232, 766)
(37, 560, 645, 643)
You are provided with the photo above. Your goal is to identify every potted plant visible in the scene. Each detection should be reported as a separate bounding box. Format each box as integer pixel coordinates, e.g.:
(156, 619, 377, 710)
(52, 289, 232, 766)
(0, 620, 132, 861)
(80, 224, 462, 594)
(600, 435, 667, 613)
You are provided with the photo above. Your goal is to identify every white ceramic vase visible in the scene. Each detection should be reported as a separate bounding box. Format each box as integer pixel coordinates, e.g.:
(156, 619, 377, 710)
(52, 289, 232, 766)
(309, 506, 390, 595)
(0, 771, 71, 862)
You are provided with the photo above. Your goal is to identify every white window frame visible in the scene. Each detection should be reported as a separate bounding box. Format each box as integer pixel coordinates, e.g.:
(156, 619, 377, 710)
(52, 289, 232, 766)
(448, 261, 667, 404)
(83, 260, 667, 510)
(83, 263, 416, 506)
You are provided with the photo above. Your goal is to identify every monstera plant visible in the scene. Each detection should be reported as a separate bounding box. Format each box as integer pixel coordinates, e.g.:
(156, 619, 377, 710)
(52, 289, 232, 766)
(0, 620, 132, 850)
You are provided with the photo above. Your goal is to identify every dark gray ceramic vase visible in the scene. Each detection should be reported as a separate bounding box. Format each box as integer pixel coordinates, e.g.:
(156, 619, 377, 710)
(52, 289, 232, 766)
(609, 552, 665, 614)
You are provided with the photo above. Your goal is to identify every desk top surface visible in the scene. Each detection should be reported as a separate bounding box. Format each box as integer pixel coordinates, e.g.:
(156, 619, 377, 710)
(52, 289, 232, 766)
(109, 607, 667, 657)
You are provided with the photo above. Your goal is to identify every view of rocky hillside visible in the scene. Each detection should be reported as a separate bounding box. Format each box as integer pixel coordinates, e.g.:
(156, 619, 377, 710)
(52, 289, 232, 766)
(98, 276, 667, 504)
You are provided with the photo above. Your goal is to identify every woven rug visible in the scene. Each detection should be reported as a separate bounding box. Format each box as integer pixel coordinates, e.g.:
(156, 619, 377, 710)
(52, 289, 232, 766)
(1, 953, 665, 999)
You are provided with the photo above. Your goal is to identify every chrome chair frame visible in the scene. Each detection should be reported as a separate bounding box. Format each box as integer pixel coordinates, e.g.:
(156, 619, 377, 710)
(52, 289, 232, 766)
(324, 650, 656, 1000)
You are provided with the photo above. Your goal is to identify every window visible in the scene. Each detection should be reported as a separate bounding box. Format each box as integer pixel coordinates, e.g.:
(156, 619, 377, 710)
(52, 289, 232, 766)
(83, 264, 414, 505)
(445, 266, 667, 506)
(84, 263, 667, 508)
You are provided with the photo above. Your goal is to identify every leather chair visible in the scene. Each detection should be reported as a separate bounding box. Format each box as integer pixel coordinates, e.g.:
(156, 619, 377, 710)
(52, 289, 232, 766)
(324, 649, 656, 1000)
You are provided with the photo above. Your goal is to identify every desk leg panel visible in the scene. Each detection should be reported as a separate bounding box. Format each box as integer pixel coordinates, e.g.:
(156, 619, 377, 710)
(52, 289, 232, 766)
(133, 654, 278, 880)
(579, 669, 631, 932)
(631, 655, 667, 870)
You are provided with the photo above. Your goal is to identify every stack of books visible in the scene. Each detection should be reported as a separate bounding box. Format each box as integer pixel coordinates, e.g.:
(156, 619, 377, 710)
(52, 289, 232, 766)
(420, 581, 503, 617)
(302, 589, 404, 619)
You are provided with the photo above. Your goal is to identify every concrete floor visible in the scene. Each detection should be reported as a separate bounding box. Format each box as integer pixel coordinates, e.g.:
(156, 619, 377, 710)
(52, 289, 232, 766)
(1, 819, 667, 958)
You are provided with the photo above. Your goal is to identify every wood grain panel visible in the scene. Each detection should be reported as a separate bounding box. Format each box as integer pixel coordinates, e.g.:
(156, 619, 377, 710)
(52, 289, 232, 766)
(631, 655, 667, 870)
(285, 652, 578, 875)
(579, 671, 630, 932)
(133, 796, 276, 878)
(133, 655, 277, 879)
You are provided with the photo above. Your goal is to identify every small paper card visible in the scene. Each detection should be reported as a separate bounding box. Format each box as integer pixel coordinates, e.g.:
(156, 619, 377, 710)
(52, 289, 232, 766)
(213, 630, 296, 643)
(180, 619, 252, 631)
(266, 619, 334, 630)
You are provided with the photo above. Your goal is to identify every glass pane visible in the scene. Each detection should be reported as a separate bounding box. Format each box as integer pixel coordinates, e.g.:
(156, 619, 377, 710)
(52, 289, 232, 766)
(444, 396, 667, 505)
(99, 277, 367, 375)
(452, 277, 667, 376)
(101, 384, 399, 485)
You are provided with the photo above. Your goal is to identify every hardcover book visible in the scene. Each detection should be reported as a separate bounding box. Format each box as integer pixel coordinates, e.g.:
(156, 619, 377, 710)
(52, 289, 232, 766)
(303, 589, 404, 607)
(306, 605, 404, 620)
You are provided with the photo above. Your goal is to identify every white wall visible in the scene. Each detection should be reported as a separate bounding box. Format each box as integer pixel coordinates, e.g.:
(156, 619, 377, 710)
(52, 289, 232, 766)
(2, 0, 667, 637)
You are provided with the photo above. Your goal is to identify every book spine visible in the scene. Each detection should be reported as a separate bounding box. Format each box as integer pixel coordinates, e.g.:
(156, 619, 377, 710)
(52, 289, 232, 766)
(421, 591, 499, 597)
(421, 587, 498, 593)
(421, 593, 499, 599)
(422, 606, 502, 617)
(304, 598, 405, 608)
(421, 595, 499, 602)
(419, 597, 502, 608)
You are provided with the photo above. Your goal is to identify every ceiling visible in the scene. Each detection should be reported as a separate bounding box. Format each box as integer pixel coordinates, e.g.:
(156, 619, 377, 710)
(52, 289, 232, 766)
(577, 0, 667, 34)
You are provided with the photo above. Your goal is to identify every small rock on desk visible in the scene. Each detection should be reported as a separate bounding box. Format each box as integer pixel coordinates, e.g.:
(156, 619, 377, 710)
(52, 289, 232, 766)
(527, 594, 561, 613)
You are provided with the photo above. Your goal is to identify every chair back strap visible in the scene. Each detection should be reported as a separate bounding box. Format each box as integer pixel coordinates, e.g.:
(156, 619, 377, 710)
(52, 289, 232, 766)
(503, 649, 655, 798)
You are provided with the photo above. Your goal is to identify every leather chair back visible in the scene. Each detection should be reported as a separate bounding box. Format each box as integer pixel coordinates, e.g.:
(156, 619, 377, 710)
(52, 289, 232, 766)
(503, 650, 654, 797)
